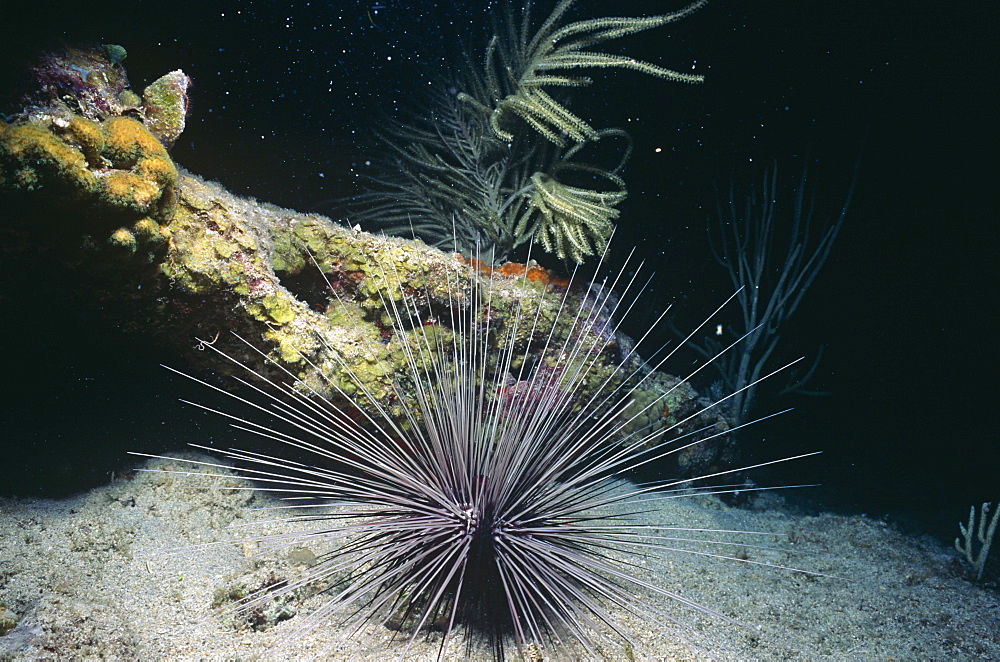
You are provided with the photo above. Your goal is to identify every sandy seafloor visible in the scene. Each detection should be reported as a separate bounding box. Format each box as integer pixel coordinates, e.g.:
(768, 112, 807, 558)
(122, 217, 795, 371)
(0, 452, 997, 661)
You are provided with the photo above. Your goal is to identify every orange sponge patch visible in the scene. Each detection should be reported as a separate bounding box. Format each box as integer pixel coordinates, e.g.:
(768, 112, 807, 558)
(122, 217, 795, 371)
(103, 116, 168, 168)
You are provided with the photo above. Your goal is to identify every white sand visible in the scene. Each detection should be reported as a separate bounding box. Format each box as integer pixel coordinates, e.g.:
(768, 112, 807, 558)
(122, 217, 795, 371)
(0, 452, 997, 660)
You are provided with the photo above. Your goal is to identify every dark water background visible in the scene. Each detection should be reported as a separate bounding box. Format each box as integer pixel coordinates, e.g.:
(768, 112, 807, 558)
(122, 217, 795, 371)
(0, 0, 994, 544)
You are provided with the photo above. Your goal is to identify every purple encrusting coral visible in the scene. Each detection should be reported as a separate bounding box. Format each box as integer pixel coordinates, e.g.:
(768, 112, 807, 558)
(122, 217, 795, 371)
(20, 45, 140, 122)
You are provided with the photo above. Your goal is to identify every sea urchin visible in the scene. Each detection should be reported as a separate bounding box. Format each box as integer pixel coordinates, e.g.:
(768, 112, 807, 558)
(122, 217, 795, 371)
(135, 244, 818, 659)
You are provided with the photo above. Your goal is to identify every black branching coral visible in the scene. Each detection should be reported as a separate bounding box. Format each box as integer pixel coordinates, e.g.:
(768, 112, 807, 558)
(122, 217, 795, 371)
(347, 0, 706, 264)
